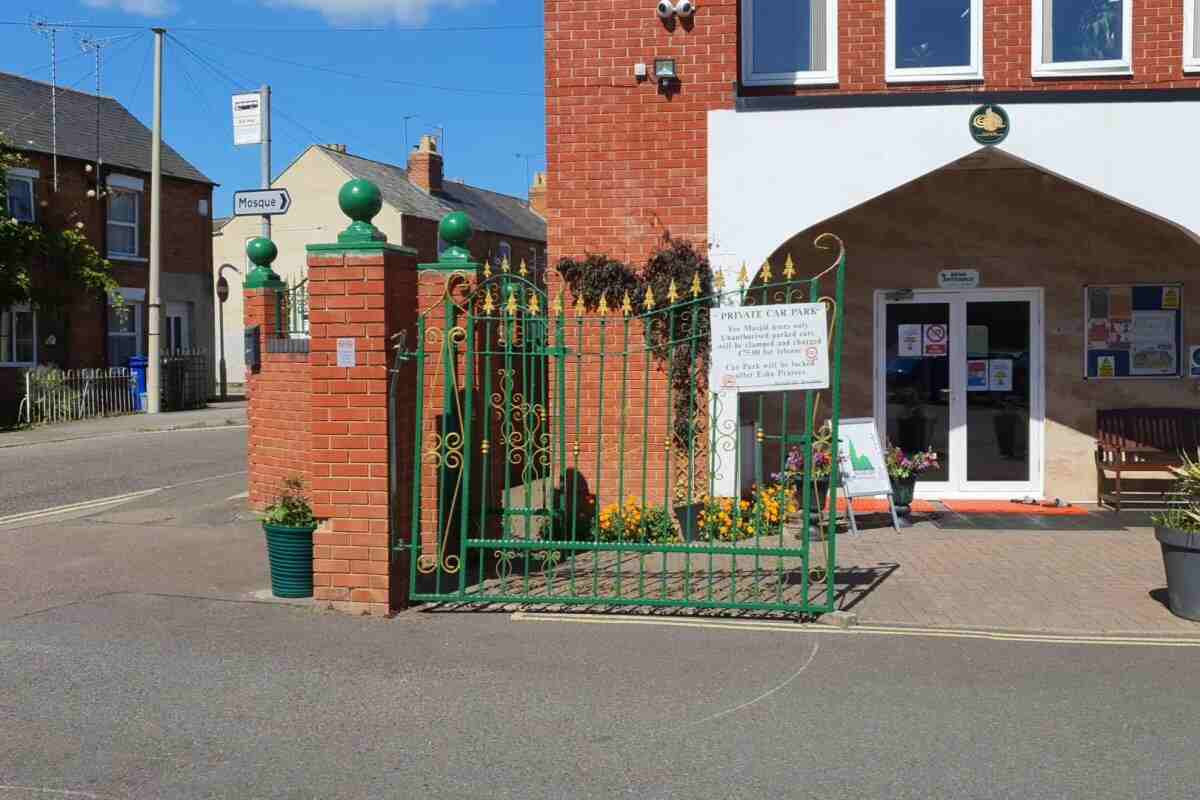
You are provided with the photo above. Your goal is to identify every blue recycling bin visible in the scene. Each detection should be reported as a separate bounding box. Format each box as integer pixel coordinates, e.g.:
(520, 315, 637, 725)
(128, 355, 148, 411)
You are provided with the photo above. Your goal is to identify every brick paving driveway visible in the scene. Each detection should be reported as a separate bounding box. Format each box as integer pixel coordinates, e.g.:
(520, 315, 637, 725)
(831, 513, 1196, 634)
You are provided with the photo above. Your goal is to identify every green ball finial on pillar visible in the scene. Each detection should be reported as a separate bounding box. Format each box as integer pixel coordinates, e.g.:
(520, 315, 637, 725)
(437, 211, 473, 263)
(337, 179, 387, 244)
(244, 237, 284, 289)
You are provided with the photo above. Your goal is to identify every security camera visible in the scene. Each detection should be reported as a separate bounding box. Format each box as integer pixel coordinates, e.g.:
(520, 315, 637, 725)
(675, 0, 696, 16)
(656, 0, 675, 19)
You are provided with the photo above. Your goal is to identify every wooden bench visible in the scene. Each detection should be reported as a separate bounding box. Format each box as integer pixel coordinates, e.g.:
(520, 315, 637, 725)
(1096, 408, 1200, 510)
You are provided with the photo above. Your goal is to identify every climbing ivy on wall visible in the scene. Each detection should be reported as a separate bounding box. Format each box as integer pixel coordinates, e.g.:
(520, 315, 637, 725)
(556, 237, 714, 444)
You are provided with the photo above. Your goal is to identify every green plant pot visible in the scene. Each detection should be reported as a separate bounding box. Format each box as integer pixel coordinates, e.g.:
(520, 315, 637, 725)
(263, 522, 316, 599)
(890, 475, 917, 516)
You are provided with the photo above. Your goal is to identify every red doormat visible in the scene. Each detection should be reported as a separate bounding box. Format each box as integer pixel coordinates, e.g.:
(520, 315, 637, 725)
(940, 500, 1088, 516)
(828, 498, 938, 514)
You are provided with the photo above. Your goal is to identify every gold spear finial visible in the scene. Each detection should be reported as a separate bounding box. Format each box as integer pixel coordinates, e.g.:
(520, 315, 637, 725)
(573, 294, 585, 316)
(621, 290, 633, 316)
(760, 259, 773, 283)
(737, 262, 749, 289)
(483, 259, 492, 279)
(714, 270, 726, 291)
(597, 293, 610, 316)
(551, 289, 563, 316)
(783, 254, 796, 280)
(643, 285, 656, 311)
(506, 286, 519, 316)
(528, 291, 541, 315)
(482, 288, 496, 314)
(690, 271, 702, 298)
(501, 256, 510, 274)
(518, 259, 528, 278)
(667, 279, 679, 304)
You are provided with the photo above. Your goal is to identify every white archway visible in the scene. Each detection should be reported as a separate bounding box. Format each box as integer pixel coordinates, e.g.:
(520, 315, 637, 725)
(708, 99, 1200, 280)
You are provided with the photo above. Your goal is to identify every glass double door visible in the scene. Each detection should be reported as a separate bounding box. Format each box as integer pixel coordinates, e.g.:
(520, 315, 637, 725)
(876, 289, 1043, 498)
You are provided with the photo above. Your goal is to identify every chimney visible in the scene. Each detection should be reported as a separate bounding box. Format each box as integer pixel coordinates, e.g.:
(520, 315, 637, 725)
(529, 170, 547, 217)
(325, 143, 348, 153)
(408, 134, 443, 194)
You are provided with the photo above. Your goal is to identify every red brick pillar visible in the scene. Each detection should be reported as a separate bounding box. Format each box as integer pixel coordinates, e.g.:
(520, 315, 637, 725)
(305, 179, 418, 616)
(243, 236, 314, 512)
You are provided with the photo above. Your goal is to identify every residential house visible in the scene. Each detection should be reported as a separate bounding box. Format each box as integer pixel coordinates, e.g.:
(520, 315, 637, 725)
(212, 136, 547, 384)
(545, 0, 1198, 502)
(1, 71, 215, 421)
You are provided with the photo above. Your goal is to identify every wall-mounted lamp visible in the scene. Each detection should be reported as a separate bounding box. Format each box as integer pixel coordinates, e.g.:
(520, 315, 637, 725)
(654, 58, 678, 93)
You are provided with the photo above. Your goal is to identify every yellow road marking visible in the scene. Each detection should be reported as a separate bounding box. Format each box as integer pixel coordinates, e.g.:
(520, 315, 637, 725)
(511, 611, 1200, 647)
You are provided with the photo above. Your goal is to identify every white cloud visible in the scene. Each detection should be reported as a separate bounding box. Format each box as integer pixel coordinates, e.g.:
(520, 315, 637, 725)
(264, 0, 489, 25)
(81, 0, 177, 16)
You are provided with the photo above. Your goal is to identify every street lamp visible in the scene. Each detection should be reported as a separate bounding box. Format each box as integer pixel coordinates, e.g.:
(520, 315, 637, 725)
(216, 263, 240, 400)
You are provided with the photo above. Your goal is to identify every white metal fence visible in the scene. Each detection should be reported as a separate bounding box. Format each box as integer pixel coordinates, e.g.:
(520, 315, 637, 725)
(20, 366, 139, 426)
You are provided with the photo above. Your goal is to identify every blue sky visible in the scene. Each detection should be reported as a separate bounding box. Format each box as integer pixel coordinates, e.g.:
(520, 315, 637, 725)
(1, 0, 545, 217)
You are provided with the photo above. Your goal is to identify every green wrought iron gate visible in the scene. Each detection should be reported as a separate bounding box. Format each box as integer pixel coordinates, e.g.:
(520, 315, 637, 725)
(393, 237, 847, 615)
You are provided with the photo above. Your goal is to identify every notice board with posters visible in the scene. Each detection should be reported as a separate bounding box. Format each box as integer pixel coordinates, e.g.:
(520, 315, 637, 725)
(1084, 284, 1183, 379)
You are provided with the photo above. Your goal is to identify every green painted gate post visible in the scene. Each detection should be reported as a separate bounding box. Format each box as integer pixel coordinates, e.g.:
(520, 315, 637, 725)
(417, 211, 481, 596)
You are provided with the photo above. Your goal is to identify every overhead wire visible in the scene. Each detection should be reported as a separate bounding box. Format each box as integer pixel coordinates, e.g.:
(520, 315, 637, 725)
(0, 21, 542, 33)
(165, 33, 330, 150)
(174, 32, 540, 98)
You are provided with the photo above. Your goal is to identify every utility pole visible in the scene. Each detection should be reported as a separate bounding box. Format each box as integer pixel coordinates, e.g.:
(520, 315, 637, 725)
(261, 84, 271, 240)
(146, 28, 164, 414)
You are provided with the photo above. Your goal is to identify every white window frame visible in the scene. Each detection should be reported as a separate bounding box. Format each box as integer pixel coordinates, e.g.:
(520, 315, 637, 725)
(1186, 0, 1200, 72)
(1031, 0, 1134, 77)
(107, 174, 143, 259)
(5, 168, 37, 223)
(741, 0, 839, 87)
(0, 304, 37, 367)
(107, 288, 144, 366)
(886, 0, 983, 82)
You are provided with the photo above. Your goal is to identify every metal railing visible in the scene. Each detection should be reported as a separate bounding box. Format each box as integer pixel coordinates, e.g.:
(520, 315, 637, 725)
(161, 349, 209, 411)
(20, 366, 138, 426)
(275, 273, 309, 339)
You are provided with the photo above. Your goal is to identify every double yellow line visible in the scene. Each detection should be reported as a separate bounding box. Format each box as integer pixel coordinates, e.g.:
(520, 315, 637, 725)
(512, 611, 1200, 648)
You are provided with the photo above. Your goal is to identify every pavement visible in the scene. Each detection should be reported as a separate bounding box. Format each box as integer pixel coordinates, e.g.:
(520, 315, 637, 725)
(0, 400, 246, 449)
(828, 511, 1190, 635)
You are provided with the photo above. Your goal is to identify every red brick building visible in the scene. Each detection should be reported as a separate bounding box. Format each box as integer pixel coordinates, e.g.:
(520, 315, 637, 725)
(1, 72, 215, 422)
(546, 0, 1199, 502)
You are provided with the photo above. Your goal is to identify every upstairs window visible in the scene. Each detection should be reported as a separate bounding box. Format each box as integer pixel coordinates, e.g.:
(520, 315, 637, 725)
(742, 0, 838, 86)
(1032, 0, 1132, 76)
(5, 170, 36, 222)
(1187, 0, 1200, 71)
(887, 0, 982, 82)
(107, 174, 144, 259)
(107, 189, 140, 258)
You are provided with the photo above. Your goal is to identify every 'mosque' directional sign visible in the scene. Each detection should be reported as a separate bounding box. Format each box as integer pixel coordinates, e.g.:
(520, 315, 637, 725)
(233, 188, 291, 217)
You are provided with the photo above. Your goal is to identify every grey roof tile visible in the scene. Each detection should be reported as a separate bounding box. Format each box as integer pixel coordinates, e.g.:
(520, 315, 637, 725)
(0, 71, 212, 184)
(320, 147, 545, 243)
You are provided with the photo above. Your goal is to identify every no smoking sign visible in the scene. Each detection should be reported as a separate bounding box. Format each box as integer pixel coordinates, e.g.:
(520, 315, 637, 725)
(923, 323, 948, 357)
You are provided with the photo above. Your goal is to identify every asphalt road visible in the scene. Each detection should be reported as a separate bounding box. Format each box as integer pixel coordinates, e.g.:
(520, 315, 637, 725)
(0, 427, 247, 517)
(2, 599, 1198, 800)
(2, 426, 1197, 798)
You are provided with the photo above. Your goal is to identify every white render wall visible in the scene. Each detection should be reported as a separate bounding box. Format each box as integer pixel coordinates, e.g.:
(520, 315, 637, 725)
(708, 101, 1200, 280)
